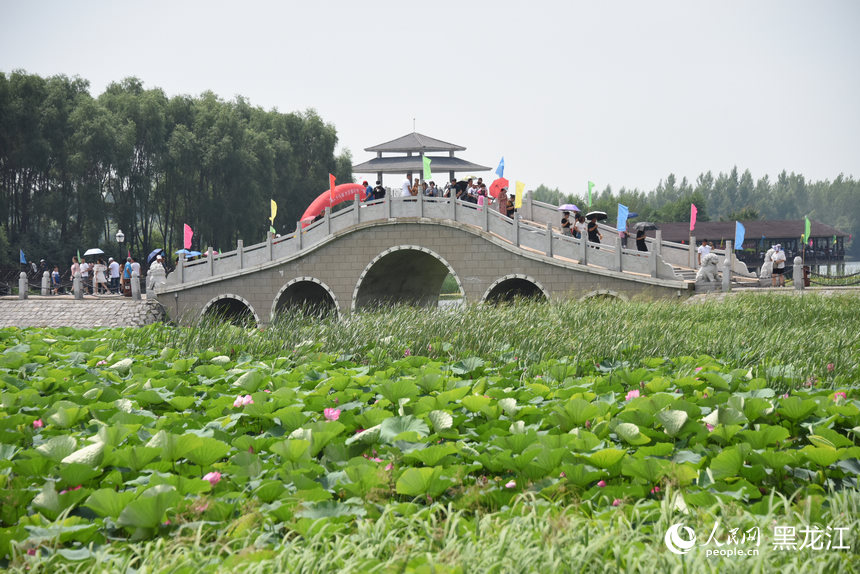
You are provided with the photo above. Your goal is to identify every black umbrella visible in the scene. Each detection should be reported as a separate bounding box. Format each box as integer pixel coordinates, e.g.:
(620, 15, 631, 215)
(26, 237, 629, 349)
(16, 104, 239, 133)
(147, 248, 165, 265)
(585, 211, 608, 221)
(635, 222, 658, 231)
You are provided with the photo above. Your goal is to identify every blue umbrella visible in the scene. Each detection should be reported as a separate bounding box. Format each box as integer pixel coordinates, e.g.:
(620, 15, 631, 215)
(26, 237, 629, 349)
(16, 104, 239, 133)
(175, 249, 202, 258)
(147, 248, 165, 265)
(628, 212, 639, 219)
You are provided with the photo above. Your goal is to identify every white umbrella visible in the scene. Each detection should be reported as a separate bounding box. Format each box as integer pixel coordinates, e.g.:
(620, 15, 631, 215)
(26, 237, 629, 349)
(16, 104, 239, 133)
(83, 248, 105, 256)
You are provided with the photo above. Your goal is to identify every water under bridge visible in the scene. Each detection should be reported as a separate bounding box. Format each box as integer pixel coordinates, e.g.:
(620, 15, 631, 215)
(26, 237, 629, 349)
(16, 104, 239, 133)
(155, 194, 754, 325)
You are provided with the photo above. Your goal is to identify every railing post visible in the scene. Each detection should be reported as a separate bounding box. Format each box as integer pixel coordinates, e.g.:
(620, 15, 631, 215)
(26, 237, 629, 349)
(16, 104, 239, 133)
(386, 193, 392, 219)
(296, 222, 303, 250)
(354, 193, 361, 225)
(615, 235, 623, 271)
(546, 222, 553, 257)
(526, 191, 533, 221)
(325, 206, 331, 236)
(723, 240, 732, 292)
(267, 232, 274, 261)
(450, 196, 456, 220)
(41, 271, 50, 296)
(483, 202, 489, 231)
(73, 271, 82, 299)
(655, 230, 663, 258)
(131, 270, 141, 300)
(418, 189, 424, 218)
(581, 236, 588, 266)
(793, 256, 804, 291)
(208, 246, 214, 276)
(237, 239, 244, 269)
(18, 272, 28, 299)
(179, 254, 185, 284)
(689, 234, 696, 268)
(513, 213, 520, 246)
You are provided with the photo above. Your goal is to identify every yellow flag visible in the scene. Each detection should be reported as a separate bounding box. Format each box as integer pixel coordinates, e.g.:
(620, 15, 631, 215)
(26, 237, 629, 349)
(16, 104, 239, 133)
(515, 181, 525, 209)
(270, 199, 277, 224)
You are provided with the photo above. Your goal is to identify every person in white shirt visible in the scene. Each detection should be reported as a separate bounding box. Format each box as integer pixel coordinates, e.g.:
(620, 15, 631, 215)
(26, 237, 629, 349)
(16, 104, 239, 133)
(697, 240, 711, 266)
(79, 260, 91, 294)
(770, 244, 786, 287)
(401, 176, 413, 198)
(108, 257, 120, 293)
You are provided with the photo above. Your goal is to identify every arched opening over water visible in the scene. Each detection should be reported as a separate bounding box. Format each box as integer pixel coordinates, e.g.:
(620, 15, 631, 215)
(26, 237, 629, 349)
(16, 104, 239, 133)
(353, 246, 462, 311)
(483, 275, 548, 304)
(201, 295, 259, 326)
(271, 278, 338, 319)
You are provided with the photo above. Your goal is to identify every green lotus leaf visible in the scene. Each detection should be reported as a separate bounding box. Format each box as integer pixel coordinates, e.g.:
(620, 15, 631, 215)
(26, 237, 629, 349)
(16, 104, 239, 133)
(404, 443, 460, 467)
(800, 445, 840, 467)
(656, 409, 688, 437)
(36, 435, 77, 462)
(184, 436, 231, 467)
(395, 466, 455, 498)
(708, 446, 744, 481)
(588, 448, 627, 469)
(379, 416, 429, 444)
(117, 484, 181, 530)
(84, 488, 137, 519)
(615, 422, 651, 446)
(737, 425, 790, 449)
(778, 397, 818, 421)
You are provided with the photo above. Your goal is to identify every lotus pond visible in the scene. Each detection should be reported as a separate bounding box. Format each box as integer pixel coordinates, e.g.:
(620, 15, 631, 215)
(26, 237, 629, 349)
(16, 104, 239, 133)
(0, 294, 858, 572)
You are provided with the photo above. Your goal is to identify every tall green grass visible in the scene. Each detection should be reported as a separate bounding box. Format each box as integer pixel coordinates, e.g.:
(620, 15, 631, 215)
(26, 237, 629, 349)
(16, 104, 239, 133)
(117, 293, 860, 385)
(8, 489, 859, 573)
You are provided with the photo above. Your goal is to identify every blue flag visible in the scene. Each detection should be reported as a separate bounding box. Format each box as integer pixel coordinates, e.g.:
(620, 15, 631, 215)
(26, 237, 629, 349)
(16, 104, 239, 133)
(495, 156, 504, 178)
(734, 221, 745, 250)
(616, 204, 629, 233)
(19, 249, 26, 264)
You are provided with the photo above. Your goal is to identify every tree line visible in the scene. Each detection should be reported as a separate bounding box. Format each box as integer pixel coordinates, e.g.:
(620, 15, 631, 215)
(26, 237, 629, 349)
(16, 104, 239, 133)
(0, 71, 352, 268)
(533, 167, 859, 256)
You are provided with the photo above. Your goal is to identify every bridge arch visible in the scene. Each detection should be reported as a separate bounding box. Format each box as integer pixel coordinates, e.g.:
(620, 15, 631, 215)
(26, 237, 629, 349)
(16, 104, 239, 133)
(201, 294, 261, 325)
(578, 289, 629, 302)
(352, 245, 463, 311)
(483, 274, 549, 303)
(270, 277, 339, 320)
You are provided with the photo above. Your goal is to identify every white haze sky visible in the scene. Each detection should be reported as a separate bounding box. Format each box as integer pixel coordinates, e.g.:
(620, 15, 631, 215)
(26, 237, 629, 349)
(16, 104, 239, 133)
(2, 0, 859, 196)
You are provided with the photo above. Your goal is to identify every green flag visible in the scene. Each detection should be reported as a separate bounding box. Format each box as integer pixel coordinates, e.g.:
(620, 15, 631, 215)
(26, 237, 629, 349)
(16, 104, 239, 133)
(833, 234, 837, 245)
(77, 249, 81, 262)
(587, 181, 595, 207)
(422, 155, 432, 180)
(269, 226, 276, 234)
(804, 216, 811, 244)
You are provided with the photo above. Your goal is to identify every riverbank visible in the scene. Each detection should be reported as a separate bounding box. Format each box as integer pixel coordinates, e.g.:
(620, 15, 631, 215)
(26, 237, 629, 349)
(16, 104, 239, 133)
(0, 296, 165, 328)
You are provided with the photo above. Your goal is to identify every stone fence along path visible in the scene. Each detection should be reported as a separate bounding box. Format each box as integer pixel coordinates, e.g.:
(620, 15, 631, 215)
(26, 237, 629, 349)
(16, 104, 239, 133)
(0, 297, 165, 328)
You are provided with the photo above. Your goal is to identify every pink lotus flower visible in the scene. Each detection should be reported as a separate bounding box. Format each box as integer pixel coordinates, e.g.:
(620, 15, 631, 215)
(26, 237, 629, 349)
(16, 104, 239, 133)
(324, 408, 341, 421)
(263, 389, 271, 393)
(782, 393, 790, 399)
(404, 349, 411, 357)
(827, 363, 835, 373)
(96, 360, 108, 366)
(370, 457, 383, 463)
(505, 480, 516, 488)
(203, 471, 221, 486)
(385, 462, 393, 471)
(651, 486, 661, 494)
(706, 423, 715, 432)
(597, 480, 607, 488)
(59, 485, 82, 495)
(27, 548, 36, 556)
(193, 500, 210, 513)
(625, 389, 640, 401)
(834, 391, 847, 402)
(612, 498, 621, 507)
(695, 367, 703, 373)
(702, 393, 708, 399)
(559, 471, 566, 478)
(32, 419, 43, 429)
(585, 420, 591, 429)
(333, 397, 339, 404)
(233, 394, 253, 407)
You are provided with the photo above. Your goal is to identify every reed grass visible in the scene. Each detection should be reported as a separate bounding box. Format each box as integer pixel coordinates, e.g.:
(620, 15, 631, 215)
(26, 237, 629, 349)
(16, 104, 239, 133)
(117, 293, 860, 385)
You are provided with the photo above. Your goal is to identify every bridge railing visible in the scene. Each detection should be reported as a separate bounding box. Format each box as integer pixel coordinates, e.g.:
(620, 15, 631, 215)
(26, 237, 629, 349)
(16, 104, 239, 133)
(169, 193, 683, 286)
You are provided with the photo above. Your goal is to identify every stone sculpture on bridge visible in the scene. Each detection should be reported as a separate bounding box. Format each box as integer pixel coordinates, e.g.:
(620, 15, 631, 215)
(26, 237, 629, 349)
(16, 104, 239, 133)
(695, 253, 721, 283)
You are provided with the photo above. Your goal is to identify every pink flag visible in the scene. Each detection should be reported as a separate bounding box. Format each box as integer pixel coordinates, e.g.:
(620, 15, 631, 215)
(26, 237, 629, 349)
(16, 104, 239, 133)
(183, 224, 193, 250)
(690, 203, 698, 232)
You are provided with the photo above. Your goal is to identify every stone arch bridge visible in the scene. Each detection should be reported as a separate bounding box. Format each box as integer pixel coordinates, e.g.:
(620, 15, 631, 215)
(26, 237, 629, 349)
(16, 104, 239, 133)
(157, 195, 742, 325)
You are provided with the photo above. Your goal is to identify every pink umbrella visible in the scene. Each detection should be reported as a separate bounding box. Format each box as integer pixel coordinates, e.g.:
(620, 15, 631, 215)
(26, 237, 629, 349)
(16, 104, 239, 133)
(489, 178, 510, 199)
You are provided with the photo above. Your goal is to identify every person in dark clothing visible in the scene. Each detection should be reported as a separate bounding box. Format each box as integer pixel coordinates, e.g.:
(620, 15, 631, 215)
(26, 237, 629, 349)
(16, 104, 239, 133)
(561, 211, 572, 235)
(372, 180, 386, 200)
(636, 228, 648, 252)
(587, 216, 602, 244)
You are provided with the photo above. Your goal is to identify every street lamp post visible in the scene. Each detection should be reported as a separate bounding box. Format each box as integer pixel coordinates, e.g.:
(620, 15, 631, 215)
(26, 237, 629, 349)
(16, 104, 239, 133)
(116, 229, 125, 295)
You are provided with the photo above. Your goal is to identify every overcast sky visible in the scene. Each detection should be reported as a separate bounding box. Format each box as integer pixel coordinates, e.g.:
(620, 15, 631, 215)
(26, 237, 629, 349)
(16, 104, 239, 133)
(2, 0, 859, 195)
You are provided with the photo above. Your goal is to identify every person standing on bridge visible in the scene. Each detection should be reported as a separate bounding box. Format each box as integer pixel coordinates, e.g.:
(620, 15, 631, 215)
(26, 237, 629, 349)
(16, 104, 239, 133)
(561, 211, 573, 236)
(401, 175, 413, 198)
(587, 215, 602, 244)
(697, 239, 711, 266)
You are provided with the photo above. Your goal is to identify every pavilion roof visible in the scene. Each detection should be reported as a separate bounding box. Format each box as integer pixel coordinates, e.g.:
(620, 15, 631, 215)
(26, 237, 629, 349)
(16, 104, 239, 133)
(352, 155, 491, 175)
(654, 220, 849, 243)
(364, 132, 466, 153)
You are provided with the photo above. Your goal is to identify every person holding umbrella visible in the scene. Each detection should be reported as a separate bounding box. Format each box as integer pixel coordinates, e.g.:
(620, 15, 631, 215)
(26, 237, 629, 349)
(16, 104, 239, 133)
(587, 214, 603, 244)
(636, 227, 648, 252)
(561, 211, 573, 236)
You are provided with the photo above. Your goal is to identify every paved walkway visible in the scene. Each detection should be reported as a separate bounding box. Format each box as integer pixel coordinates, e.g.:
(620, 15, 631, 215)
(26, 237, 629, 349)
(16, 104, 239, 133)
(0, 295, 165, 328)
